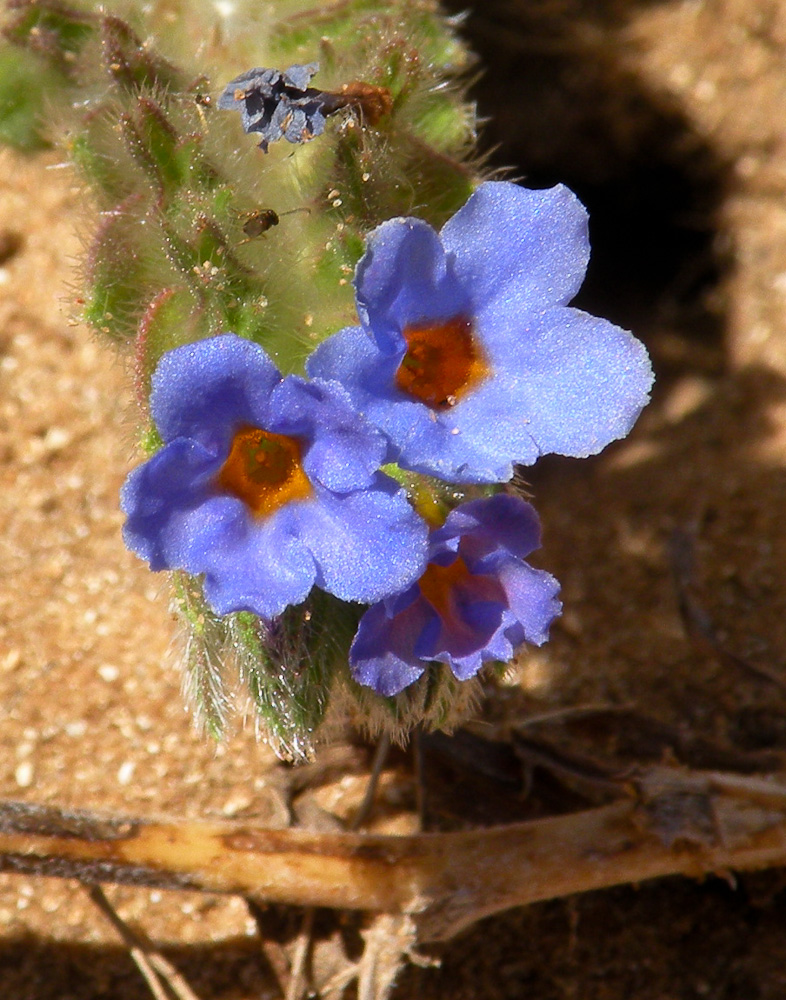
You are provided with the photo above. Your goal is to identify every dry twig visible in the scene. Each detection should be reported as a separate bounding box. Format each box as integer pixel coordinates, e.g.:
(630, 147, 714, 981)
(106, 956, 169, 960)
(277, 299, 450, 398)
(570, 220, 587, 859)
(3, 765, 786, 941)
(84, 882, 202, 1000)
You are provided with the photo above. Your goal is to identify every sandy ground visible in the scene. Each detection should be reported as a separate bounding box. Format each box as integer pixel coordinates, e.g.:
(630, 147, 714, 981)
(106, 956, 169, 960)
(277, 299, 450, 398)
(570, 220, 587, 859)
(3, 0, 786, 997)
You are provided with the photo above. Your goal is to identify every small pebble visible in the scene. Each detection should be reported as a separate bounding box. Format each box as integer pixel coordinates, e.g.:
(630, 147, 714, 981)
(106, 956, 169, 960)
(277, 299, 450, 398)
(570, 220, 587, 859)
(14, 761, 34, 788)
(117, 761, 135, 786)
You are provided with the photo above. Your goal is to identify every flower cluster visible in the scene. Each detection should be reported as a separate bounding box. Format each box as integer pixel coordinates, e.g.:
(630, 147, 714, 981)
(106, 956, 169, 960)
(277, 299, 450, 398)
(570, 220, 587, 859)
(122, 181, 653, 699)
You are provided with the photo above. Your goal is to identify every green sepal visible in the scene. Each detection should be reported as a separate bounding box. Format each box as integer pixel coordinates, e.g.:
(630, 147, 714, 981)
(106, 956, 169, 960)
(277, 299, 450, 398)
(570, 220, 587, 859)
(172, 572, 232, 742)
(82, 196, 149, 341)
(68, 103, 147, 207)
(139, 422, 163, 458)
(135, 286, 206, 402)
(124, 95, 221, 205)
(118, 111, 165, 198)
(231, 592, 360, 760)
(98, 14, 186, 93)
(172, 571, 362, 758)
(155, 216, 275, 347)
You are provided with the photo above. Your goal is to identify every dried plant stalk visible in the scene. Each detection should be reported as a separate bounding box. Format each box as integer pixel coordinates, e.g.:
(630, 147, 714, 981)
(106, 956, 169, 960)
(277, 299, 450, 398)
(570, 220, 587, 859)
(1, 767, 785, 941)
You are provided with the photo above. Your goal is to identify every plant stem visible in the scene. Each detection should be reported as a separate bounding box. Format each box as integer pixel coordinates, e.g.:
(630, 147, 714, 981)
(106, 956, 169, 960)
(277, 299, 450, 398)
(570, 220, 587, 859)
(3, 768, 786, 942)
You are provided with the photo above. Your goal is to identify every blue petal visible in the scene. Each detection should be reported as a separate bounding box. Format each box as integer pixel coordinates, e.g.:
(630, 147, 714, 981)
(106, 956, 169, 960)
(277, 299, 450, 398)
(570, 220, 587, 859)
(150, 334, 281, 450)
(441, 625, 512, 680)
(371, 394, 511, 482)
(350, 600, 431, 696)
(440, 181, 590, 311)
(424, 377, 539, 477)
(121, 438, 222, 571)
(217, 68, 276, 111)
(497, 560, 561, 647)
(437, 494, 542, 564)
(308, 327, 516, 483)
(477, 300, 654, 459)
(294, 477, 428, 604)
(354, 218, 468, 351)
(269, 376, 386, 492)
(199, 507, 317, 618)
(420, 587, 505, 666)
(364, 391, 513, 482)
(306, 324, 399, 396)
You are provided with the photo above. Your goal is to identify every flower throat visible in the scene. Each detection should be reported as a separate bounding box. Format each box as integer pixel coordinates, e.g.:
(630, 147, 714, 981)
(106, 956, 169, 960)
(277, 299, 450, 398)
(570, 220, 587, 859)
(217, 426, 312, 517)
(396, 316, 488, 409)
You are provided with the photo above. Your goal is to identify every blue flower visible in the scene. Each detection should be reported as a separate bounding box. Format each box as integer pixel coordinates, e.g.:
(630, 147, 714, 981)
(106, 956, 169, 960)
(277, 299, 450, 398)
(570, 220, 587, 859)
(307, 181, 654, 484)
(121, 334, 429, 619)
(349, 493, 561, 696)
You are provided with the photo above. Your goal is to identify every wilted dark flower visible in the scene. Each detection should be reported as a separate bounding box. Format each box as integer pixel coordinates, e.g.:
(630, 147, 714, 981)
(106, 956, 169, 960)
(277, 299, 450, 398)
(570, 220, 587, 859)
(217, 63, 327, 152)
(218, 63, 393, 151)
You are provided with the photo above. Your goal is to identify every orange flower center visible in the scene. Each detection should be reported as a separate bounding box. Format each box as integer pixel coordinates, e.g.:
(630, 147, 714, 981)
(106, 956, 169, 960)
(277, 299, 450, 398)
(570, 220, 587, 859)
(417, 556, 471, 619)
(395, 316, 489, 410)
(216, 425, 312, 517)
